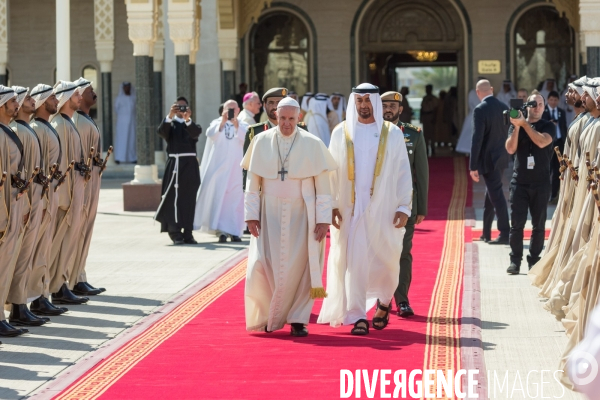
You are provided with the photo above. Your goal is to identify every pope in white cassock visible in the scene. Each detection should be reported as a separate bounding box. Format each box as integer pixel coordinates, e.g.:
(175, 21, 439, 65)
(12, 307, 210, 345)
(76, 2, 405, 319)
(194, 99, 247, 242)
(243, 97, 337, 337)
(318, 83, 413, 335)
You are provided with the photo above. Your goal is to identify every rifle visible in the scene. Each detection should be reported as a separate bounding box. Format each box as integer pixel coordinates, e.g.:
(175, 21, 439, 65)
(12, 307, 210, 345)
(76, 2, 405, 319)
(585, 152, 595, 187)
(554, 146, 567, 179)
(41, 163, 57, 198)
(592, 182, 600, 221)
(17, 167, 40, 200)
(85, 147, 95, 182)
(99, 146, 113, 176)
(566, 158, 579, 183)
(54, 161, 75, 192)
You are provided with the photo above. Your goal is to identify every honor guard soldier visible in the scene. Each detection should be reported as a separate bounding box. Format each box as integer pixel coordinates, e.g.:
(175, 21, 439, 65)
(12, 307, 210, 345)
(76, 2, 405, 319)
(381, 91, 429, 318)
(242, 87, 307, 187)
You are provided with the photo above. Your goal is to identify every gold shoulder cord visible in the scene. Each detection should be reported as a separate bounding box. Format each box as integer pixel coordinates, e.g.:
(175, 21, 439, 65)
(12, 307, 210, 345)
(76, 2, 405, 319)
(249, 127, 255, 141)
(343, 121, 390, 215)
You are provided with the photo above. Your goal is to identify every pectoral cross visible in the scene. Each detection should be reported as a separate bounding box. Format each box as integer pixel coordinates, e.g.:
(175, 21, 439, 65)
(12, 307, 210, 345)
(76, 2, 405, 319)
(278, 167, 288, 181)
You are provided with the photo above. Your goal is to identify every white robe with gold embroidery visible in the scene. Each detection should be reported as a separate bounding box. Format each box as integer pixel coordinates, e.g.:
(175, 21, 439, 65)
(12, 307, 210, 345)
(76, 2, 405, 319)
(318, 121, 413, 327)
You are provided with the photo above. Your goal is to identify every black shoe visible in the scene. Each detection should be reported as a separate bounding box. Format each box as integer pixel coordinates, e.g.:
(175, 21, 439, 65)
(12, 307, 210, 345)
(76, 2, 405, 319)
(479, 235, 490, 243)
(218, 234, 227, 243)
(507, 262, 520, 275)
(397, 301, 414, 318)
(489, 236, 509, 245)
(172, 238, 184, 245)
(72, 282, 102, 296)
(183, 237, 198, 244)
(10, 304, 49, 326)
(52, 284, 89, 305)
(527, 255, 540, 271)
(230, 236, 242, 242)
(83, 282, 106, 293)
(290, 323, 308, 337)
(31, 296, 68, 315)
(0, 320, 28, 337)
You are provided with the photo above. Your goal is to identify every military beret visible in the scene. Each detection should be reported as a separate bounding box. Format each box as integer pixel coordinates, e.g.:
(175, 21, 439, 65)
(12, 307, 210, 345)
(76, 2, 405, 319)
(262, 87, 288, 101)
(381, 91, 402, 103)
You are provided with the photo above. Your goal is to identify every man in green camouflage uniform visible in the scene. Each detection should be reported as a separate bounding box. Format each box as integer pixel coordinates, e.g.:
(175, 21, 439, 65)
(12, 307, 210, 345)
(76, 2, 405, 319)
(381, 91, 429, 317)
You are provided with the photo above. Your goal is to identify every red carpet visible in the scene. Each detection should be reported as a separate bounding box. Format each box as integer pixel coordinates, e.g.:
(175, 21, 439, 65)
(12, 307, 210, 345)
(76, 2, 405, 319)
(55, 158, 467, 400)
(472, 228, 550, 241)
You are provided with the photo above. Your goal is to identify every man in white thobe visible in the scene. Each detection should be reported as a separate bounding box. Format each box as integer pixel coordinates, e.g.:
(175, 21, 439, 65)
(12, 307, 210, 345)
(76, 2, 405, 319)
(327, 92, 346, 132)
(456, 79, 484, 155)
(243, 97, 337, 337)
(307, 93, 331, 146)
(318, 83, 413, 335)
(496, 79, 517, 107)
(238, 92, 261, 126)
(113, 82, 136, 163)
(194, 99, 247, 242)
(540, 78, 557, 102)
(300, 92, 314, 125)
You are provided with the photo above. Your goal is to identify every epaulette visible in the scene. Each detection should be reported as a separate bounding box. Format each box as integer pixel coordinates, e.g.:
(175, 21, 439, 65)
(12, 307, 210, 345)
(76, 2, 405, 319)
(248, 121, 267, 130)
(403, 122, 422, 133)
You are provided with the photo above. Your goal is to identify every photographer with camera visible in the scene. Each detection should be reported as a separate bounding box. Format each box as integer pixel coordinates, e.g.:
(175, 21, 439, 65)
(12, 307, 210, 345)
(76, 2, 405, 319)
(543, 91, 567, 203)
(155, 97, 202, 245)
(194, 99, 248, 243)
(505, 92, 556, 274)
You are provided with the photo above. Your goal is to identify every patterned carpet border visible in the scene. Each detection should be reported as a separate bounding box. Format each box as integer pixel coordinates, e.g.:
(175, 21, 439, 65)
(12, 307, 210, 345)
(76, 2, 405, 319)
(54, 259, 248, 400)
(422, 157, 467, 399)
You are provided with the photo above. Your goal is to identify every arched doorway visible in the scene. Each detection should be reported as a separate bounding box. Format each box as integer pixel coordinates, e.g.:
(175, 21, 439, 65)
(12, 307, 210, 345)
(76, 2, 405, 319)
(512, 6, 575, 91)
(354, 0, 468, 128)
(249, 10, 312, 95)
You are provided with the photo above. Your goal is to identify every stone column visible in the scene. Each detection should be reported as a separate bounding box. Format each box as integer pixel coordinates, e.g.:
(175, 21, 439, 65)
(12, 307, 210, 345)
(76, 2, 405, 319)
(189, 3, 201, 112)
(154, 0, 165, 156)
(218, 29, 237, 102)
(0, 0, 8, 86)
(94, 0, 115, 149)
(56, 0, 71, 81)
(124, 0, 158, 186)
(167, 0, 196, 104)
(580, 0, 600, 76)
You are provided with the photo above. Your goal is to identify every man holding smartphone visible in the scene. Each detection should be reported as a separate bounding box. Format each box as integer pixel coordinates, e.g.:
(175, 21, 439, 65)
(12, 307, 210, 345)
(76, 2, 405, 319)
(155, 97, 202, 245)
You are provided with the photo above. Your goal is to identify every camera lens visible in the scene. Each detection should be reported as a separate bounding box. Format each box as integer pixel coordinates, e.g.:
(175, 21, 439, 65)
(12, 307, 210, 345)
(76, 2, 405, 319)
(509, 109, 520, 118)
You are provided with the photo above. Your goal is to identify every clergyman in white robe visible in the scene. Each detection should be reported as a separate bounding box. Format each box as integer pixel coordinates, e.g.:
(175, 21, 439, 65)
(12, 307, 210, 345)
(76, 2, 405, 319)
(194, 101, 247, 238)
(113, 82, 137, 163)
(243, 97, 337, 333)
(318, 83, 413, 329)
(307, 93, 331, 146)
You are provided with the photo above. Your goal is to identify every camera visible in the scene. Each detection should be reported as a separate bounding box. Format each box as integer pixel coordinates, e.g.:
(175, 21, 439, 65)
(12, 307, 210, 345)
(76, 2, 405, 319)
(227, 108, 235, 120)
(503, 98, 537, 125)
(178, 105, 188, 112)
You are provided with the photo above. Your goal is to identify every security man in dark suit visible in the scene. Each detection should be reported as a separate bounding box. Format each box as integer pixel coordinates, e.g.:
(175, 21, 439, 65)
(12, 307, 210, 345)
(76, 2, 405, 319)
(381, 91, 429, 318)
(469, 79, 511, 244)
(242, 87, 307, 188)
(542, 90, 568, 203)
